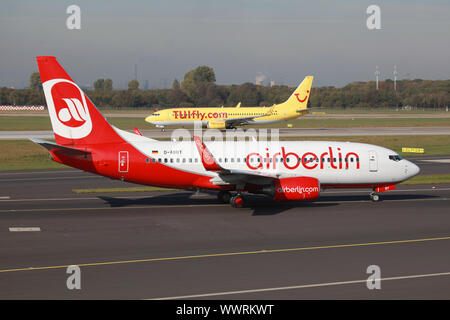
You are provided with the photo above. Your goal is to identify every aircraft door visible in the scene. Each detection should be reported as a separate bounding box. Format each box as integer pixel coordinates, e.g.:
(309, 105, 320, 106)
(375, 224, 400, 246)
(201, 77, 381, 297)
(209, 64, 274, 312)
(368, 150, 378, 172)
(119, 151, 129, 173)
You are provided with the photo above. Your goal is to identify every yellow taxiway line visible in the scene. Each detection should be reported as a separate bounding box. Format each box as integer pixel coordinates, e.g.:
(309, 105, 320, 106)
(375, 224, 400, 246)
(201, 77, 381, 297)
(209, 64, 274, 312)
(1, 236, 449, 274)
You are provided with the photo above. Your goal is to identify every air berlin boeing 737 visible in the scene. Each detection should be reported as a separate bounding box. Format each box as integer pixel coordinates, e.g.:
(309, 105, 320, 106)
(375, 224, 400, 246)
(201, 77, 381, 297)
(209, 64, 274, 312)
(32, 56, 420, 207)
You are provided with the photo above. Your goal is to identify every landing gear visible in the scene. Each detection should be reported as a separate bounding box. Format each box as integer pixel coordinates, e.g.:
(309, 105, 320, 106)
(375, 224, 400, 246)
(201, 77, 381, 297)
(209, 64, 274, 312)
(230, 194, 245, 208)
(370, 192, 380, 202)
(217, 191, 231, 204)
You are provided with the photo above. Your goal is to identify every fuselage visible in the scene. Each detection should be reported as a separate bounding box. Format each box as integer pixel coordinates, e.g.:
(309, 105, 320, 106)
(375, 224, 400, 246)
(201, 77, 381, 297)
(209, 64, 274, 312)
(145, 106, 299, 127)
(69, 129, 419, 191)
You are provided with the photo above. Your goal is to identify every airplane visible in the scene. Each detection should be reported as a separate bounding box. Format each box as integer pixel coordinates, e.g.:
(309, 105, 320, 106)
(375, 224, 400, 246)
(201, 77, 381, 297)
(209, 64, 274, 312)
(145, 76, 313, 130)
(31, 56, 420, 208)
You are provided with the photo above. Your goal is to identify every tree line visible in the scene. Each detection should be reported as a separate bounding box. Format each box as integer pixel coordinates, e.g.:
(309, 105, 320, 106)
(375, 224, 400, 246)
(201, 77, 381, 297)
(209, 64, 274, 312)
(1, 67, 448, 110)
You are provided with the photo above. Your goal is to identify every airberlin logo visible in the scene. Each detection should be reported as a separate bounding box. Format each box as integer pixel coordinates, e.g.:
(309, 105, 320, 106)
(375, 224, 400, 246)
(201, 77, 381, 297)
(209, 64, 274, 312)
(43, 79, 92, 139)
(277, 186, 319, 194)
(57, 98, 88, 127)
(246, 147, 360, 171)
(294, 90, 309, 103)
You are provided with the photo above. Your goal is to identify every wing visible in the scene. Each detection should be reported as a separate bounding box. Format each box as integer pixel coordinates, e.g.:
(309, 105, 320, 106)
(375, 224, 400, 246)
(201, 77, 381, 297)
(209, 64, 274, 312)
(193, 136, 296, 186)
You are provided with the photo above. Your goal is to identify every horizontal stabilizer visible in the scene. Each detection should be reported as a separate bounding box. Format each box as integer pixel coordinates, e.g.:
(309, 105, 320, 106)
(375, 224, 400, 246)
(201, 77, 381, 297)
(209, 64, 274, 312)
(29, 138, 90, 157)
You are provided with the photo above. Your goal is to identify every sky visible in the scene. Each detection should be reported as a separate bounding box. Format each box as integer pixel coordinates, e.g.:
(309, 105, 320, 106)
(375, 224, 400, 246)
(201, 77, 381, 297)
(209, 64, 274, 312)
(1, 0, 449, 89)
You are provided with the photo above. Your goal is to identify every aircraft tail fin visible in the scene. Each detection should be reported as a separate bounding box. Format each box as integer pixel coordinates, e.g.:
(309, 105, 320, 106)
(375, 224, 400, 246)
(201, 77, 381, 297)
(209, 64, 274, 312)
(277, 76, 313, 111)
(36, 56, 122, 146)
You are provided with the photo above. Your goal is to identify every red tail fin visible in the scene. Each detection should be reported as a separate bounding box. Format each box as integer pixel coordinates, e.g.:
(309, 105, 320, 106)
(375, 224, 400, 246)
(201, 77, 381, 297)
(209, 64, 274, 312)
(36, 56, 122, 146)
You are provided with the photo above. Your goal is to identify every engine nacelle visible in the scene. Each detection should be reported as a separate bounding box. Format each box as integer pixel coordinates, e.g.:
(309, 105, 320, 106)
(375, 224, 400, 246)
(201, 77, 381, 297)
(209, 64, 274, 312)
(207, 120, 226, 129)
(273, 177, 320, 201)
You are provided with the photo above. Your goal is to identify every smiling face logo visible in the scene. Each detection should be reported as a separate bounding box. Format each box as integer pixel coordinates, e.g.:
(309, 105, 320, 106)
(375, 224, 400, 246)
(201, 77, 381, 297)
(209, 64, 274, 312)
(294, 90, 309, 103)
(43, 79, 92, 139)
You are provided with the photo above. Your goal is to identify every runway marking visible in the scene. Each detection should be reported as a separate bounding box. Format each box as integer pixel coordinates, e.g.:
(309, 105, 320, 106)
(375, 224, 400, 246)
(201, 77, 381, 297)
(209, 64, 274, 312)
(322, 187, 450, 194)
(0, 203, 227, 213)
(151, 271, 450, 300)
(419, 159, 450, 163)
(0, 187, 448, 204)
(0, 235, 449, 274)
(8, 227, 41, 232)
(0, 170, 78, 176)
(1, 195, 450, 214)
(0, 186, 450, 202)
(0, 176, 98, 182)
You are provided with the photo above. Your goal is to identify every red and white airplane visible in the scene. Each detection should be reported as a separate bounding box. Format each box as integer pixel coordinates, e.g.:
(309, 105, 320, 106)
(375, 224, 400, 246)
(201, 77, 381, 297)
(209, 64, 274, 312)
(32, 56, 420, 207)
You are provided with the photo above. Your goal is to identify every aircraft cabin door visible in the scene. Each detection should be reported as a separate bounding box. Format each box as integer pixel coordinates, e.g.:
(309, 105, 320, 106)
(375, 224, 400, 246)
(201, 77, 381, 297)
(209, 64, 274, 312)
(119, 151, 129, 173)
(368, 150, 378, 172)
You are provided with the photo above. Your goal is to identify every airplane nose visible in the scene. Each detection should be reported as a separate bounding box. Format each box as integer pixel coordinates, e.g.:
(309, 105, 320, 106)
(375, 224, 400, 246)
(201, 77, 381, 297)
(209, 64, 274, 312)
(406, 160, 420, 178)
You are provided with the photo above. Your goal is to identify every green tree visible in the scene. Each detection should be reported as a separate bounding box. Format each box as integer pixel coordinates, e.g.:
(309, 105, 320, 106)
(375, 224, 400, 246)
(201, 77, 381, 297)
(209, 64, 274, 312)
(172, 78, 180, 90)
(128, 79, 139, 90)
(181, 66, 216, 104)
(104, 79, 113, 91)
(93, 78, 105, 91)
(29, 72, 41, 90)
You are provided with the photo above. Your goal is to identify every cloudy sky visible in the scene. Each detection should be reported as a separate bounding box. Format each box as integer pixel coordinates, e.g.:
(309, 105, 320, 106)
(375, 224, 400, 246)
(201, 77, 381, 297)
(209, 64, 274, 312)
(1, 0, 449, 88)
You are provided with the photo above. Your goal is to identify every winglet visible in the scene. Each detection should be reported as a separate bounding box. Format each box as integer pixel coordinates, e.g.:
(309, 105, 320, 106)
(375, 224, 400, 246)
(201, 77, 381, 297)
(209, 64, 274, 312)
(193, 136, 222, 172)
(133, 128, 143, 136)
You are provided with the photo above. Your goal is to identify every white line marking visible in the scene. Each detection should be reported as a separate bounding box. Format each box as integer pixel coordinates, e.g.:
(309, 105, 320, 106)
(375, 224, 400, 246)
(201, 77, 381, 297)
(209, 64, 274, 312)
(0, 188, 447, 203)
(0, 170, 78, 176)
(322, 187, 450, 194)
(9, 227, 41, 232)
(151, 271, 450, 300)
(420, 159, 450, 163)
(0, 176, 98, 182)
(0, 195, 154, 202)
(0, 196, 10, 200)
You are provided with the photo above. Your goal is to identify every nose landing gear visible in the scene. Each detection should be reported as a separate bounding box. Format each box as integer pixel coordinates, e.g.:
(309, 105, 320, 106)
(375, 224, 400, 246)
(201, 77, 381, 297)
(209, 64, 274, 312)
(370, 191, 380, 202)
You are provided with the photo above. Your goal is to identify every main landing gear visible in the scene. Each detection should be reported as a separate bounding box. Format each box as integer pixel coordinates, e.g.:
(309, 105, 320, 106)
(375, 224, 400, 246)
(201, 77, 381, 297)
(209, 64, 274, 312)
(230, 194, 244, 208)
(217, 191, 245, 208)
(369, 191, 380, 202)
(217, 191, 231, 204)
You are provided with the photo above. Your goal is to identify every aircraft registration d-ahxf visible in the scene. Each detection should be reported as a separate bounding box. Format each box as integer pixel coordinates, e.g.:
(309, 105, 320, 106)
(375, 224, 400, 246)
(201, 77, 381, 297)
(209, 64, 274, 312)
(32, 56, 420, 207)
(145, 76, 313, 130)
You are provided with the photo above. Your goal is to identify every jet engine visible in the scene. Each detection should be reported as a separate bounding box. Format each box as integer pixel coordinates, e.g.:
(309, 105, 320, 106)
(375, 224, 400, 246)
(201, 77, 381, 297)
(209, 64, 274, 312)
(264, 176, 320, 201)
(207, 120, 226, 129)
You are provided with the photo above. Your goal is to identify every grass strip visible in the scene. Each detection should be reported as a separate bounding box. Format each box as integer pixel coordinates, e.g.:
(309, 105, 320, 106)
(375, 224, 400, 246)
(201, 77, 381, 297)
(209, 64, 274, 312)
(399, 174, 450, 185)
(2, 116, 450, 131)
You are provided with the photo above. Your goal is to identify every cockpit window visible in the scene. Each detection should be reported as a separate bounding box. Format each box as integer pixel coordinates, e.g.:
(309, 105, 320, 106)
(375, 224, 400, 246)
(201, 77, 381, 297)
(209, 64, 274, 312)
(152, 113, 160, 116)
(389, 155, 403, 162)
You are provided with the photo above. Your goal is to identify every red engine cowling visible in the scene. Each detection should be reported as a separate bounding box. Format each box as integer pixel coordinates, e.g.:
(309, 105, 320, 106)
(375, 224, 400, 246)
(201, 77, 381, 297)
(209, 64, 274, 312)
(273, 177, 320, 201)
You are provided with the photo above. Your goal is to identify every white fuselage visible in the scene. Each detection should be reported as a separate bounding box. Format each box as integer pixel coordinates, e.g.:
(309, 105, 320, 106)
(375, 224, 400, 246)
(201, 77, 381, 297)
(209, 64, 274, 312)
(120, 130, 420, 188)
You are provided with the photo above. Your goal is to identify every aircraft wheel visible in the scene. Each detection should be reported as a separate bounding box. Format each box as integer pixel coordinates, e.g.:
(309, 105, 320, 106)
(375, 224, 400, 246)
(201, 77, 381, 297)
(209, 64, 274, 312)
(217, 191, 231, 204)
(370, 193, 380, 202)
(230, 195, 244, 208)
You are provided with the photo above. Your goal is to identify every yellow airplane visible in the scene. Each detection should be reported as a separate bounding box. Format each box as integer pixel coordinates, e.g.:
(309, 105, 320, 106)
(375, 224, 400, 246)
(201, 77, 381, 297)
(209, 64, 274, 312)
(145, 76, 313, 130)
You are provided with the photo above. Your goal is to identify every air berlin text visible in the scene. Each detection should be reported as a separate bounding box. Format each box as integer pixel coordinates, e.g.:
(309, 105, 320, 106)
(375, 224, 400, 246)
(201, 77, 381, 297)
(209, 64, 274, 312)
(246, 147, 360, 170)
